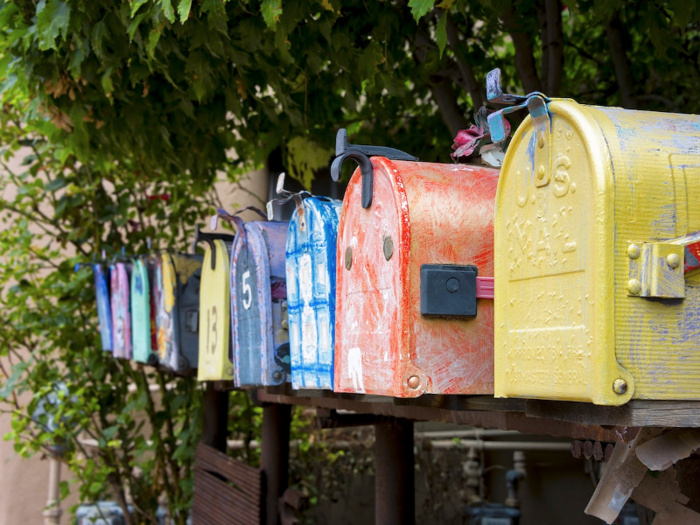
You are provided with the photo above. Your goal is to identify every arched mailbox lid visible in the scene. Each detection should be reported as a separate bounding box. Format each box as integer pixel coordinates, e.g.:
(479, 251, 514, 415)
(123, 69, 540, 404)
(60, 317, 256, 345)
(131, 258, 158, 365)
(231, 220, 290, 387)
(110, 262, 132, 359)
(335, 157, 499, 397)
(494, 99, 700, 405)
(92, 264, 113, 352)
(153, 252, 203, 373)
(286, 196, 342, 390)
(197, 236, 235, 381)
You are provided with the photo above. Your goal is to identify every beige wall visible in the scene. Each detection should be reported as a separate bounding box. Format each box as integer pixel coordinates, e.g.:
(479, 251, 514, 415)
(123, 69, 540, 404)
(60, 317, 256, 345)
(0, 164, 269, 524)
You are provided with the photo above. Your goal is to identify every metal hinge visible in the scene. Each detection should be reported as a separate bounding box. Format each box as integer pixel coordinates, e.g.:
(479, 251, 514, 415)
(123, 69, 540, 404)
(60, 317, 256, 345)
(627, 231, 700, 299)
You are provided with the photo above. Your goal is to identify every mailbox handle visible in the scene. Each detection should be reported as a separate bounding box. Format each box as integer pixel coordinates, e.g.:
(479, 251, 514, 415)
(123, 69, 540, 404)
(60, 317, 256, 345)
(331, 128, 418, 209)
(192, 224, 235, 270)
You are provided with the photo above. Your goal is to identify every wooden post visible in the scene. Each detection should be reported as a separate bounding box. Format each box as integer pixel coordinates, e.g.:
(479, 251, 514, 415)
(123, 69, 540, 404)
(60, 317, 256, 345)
(374, 418, 415, 525)
(261, 403, 292, 525)
(201, 383, 229, 452)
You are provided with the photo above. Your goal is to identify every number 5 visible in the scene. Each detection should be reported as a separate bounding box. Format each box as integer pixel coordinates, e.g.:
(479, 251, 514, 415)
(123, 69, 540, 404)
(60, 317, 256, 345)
(242, 270, 252, 310)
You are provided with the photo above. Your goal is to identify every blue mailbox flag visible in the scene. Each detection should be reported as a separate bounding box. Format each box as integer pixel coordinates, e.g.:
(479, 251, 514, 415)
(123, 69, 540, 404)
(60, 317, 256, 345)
(286, 197, 342, 389)
(231, 220, 290, 387)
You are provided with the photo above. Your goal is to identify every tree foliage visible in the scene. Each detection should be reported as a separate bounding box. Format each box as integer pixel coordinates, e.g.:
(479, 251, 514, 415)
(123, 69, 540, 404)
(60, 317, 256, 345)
(1, 0, 700, 522)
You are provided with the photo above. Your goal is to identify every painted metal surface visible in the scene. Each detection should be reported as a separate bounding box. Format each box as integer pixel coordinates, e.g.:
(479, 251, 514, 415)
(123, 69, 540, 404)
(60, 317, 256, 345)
(154, 252, 203, 373)
(110, 262, 132, 359)
(231, 220, 290, 387)
(93, 264, 113, 352)
(494, 99, 700, 405)
(286, 196, 342, 389)
(198, 239, 234, 381)
(131, 258, 157, 365)
(334, 157, 499, 397)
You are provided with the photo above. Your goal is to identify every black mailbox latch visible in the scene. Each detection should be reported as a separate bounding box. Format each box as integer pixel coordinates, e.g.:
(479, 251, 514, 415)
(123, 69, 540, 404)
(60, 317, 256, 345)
(420, 264, 478, 318)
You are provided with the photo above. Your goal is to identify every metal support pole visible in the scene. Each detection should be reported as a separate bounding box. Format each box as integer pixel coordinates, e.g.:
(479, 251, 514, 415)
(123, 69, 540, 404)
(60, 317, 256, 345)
(374, 418, 415, 525)
(201, 382, 229, 452)
(43, 456, 62, 525)
(261, 403, 292, 525)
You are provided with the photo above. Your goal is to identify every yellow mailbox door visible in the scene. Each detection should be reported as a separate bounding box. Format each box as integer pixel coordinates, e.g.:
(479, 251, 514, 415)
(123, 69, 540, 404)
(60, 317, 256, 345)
(495, 99, 700, 405)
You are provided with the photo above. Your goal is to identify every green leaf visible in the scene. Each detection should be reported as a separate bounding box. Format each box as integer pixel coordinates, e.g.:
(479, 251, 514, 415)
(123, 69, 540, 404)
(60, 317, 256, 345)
(130, 0, 149, 17)
(127, 11, 149, 41)
(147, 28, 162, 57)
(36, 0, 71, 51)
(159, 0, 176, 23)
(45, 177, 68, 192)
(408, 0, 435, 21)
(436, 10, 447, 58)
(177, 0, 193, 23)
(261, 0, 283, 30)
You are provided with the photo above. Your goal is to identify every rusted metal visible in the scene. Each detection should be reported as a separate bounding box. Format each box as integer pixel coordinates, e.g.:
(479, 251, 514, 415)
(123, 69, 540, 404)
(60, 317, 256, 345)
(193, 443, 261, 525)
(375, 418, 415, 525)
(261, 404, 291, 525)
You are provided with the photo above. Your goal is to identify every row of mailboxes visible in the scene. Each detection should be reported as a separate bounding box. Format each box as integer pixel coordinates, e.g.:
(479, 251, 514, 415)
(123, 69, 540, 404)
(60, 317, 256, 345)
(80, 251, 203, 374)
(81, 80, 700, 405)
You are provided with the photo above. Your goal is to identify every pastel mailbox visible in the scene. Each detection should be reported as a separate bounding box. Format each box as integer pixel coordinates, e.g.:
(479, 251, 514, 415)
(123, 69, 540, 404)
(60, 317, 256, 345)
(332, 130, 499, 397)
(110, 262, 132, 359)
(230, 210, 290, 387)
(194, 226, 236, 381)
(131, 257, 158, 365)
(489, 73, 700, 404)
(285, 195, 342, 389)
(76, 263, 112, 352)
(153, 252, 203, 373)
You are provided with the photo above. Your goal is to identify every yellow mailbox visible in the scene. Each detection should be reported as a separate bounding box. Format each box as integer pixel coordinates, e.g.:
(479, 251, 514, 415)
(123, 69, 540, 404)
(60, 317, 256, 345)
(493, 96, 700, 405)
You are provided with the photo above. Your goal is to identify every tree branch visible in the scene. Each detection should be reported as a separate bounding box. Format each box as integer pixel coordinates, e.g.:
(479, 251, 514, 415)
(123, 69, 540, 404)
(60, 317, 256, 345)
(544, 0, 564, 95)
(445, 14, 484, 110)
(413, 31, 469, 137)
(501, 7, 543, 93)
(606, 11, 637, 109)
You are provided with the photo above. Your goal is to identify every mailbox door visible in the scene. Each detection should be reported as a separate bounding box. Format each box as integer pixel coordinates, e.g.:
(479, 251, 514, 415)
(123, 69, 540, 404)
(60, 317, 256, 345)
(403, 161, 498, 396)
(172, 254, 202, 372)
(93, 264, 113, 352)
(287, 197, 342, 389)
(131, 259, 154, 364)
(111, 263, 132, 359)
(232, 221, 290, 387)
(155, 253, 178, 370)
(495, 100, 637, 404)
(335, 159, 406, 395)
(198, 240, 233, 380)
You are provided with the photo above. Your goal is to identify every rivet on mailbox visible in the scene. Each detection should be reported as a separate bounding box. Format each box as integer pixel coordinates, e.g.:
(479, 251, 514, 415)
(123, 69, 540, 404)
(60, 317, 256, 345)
(490, 67, 700, 405)
(332, 129, 499, 397)
(194, 223, 236, 381)
(153, 252, 203, 373)
(230, 207, 291, 387)
(272, 174, 343, 390)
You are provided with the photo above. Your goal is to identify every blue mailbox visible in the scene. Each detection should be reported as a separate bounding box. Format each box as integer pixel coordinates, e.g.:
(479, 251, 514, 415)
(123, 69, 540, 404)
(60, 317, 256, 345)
(230, 211, 290, 387)
(285, 196, 342, 389)
(93, 264, 113, 352)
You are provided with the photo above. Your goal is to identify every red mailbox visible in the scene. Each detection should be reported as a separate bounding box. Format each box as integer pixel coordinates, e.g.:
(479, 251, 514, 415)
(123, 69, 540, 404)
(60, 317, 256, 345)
(334, 153, 499, 397)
